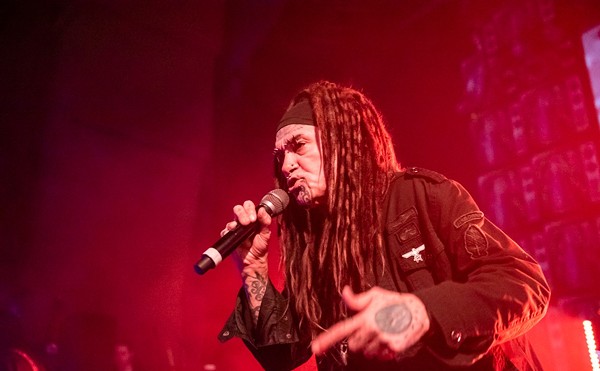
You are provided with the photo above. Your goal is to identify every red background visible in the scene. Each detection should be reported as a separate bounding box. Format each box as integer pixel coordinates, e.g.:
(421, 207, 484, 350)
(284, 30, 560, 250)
(2, 1, 599, 370)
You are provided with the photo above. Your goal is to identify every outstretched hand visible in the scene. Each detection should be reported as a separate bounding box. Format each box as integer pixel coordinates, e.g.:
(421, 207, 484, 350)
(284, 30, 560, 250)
(311, 286, 430, 361)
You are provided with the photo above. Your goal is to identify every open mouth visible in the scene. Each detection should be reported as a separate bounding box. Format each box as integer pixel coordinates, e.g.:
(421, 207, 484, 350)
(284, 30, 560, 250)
(287, 177, 300, 191)
(288, 179, 306, 194)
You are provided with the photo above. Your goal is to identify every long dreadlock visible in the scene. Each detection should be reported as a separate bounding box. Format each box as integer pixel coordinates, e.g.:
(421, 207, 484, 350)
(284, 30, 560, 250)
(274, 81, 401, 336)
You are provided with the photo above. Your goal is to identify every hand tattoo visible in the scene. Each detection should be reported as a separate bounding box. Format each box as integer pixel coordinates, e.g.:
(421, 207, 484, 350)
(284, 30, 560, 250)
(374, 304, 412, 334)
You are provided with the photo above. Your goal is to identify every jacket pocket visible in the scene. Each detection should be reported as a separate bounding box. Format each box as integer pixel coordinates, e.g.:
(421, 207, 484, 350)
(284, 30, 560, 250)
(386, 207, 435, 290)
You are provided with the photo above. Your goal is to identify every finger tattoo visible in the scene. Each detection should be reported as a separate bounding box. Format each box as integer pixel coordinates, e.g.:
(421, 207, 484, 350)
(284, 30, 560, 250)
(374, 304, 412, 334)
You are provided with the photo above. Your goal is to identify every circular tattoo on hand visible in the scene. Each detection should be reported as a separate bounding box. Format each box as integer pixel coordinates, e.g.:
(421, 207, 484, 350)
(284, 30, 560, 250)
(374, 304, 412, 334)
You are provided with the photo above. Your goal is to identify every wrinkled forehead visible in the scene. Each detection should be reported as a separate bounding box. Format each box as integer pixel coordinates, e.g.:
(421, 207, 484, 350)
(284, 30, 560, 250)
(275, 124, 316, 147)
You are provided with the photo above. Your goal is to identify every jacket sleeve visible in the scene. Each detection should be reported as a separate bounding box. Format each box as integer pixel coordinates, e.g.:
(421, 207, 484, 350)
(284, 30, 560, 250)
(411, 178, 550, 367)
(218, 280, 312, 371)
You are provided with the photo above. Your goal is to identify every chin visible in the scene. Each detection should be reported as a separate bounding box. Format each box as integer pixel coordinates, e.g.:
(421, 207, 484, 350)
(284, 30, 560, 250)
(292, 185, 313, 208)
(292, 183, 326, 209)
(296, 195, 326, 209)
(295, 195, 314, 208)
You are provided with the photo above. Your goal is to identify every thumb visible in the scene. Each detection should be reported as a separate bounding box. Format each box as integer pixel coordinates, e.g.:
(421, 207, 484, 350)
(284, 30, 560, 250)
(341, 285, 373, 312)
(256, 208, 272, 229)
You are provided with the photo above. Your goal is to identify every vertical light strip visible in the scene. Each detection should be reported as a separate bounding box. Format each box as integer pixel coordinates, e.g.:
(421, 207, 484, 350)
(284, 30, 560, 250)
(583, 320, 600, 371)
(581, 25, 600, 126)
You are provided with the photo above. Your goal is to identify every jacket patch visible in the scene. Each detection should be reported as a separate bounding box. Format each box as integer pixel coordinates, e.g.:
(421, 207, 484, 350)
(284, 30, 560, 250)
(398, 223, 419, 242)
(389, 207, 418, 232)
(402, 244, 425, 262)
(453, 211, 484, 229)
(464, 225, 488, 259)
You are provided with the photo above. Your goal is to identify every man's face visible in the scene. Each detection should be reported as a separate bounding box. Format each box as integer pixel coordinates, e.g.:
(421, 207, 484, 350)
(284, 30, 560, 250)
(274, 124, 326, 208)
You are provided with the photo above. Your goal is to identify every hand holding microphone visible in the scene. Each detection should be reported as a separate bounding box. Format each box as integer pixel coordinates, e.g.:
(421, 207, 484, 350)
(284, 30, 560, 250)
(194, 189, 289, 275)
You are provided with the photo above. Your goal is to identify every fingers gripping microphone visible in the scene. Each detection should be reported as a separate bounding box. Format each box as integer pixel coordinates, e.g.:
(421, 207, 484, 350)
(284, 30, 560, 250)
(194, 189, 289, 275)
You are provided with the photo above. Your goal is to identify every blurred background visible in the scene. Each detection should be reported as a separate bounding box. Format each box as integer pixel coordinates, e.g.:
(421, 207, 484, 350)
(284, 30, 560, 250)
(2, 0, 600, 370)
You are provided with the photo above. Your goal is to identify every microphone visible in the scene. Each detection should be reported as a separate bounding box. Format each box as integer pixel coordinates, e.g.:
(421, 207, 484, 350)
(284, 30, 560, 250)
(194, 189, 290, 275)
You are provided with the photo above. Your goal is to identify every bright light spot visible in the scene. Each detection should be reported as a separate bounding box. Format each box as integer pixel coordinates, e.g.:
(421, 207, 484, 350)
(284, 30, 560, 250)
(583, 320, 600, 371)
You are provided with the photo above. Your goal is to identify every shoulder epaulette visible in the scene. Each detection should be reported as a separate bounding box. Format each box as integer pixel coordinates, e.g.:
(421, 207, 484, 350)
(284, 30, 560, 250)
(404, 167, 447, 183)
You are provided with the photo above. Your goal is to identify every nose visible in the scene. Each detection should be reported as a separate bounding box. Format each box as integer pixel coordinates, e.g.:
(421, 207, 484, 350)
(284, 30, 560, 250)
(281, 151, 298, 178)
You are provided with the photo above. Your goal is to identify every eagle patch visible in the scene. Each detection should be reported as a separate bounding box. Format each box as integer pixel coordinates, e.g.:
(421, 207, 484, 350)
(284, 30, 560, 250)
(402, 244, 426, 262)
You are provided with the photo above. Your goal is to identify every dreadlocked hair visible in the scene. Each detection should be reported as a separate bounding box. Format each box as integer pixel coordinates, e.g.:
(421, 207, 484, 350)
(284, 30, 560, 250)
(274, 81, 401, 336)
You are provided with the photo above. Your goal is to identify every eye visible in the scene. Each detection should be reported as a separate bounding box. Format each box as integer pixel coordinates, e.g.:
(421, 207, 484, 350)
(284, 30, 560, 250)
(291, 141, 305, 152)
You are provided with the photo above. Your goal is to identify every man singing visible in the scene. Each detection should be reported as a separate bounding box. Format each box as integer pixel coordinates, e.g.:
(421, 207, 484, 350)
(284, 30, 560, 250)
(218, 81, 550, 370)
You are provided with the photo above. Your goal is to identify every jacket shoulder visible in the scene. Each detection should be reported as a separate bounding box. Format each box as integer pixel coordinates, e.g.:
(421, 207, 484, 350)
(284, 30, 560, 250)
(401, 167, 448, 183)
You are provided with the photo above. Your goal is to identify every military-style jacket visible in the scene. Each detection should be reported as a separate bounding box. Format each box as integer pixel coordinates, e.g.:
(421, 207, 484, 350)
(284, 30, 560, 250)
(219, 168, 551, 370)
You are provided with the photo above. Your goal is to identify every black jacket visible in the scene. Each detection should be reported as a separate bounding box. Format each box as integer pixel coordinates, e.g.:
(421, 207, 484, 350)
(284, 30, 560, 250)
(219, 168, 551, 370)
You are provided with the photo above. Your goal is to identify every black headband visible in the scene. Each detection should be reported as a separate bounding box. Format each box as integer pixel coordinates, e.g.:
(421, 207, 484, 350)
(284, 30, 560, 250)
(276, 99, 315, 132)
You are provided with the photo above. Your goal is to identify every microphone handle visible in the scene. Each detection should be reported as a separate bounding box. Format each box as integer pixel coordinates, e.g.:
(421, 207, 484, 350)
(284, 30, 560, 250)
(194, 220, 260, 275)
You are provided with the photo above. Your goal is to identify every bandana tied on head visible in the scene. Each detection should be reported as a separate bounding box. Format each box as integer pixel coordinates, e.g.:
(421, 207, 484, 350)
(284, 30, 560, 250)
(277, 99, 315, 132)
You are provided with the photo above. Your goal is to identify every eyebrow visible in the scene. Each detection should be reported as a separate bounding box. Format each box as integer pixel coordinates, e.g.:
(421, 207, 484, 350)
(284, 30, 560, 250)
(273, 134, 301, 154)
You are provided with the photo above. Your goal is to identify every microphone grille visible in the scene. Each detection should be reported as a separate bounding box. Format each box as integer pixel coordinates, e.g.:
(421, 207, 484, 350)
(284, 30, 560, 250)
(260, 189, 290, 216)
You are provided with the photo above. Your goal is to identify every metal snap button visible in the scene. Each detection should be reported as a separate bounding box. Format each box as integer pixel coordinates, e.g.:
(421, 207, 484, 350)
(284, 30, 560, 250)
(451, 330, 462, 343)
